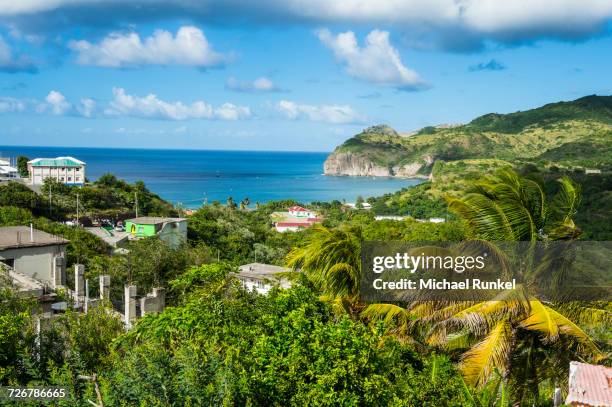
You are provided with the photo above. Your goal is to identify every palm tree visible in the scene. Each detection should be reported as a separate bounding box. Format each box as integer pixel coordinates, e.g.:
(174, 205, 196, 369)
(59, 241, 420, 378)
(286, 224, 362, 315)
(226, 196, 237, 210)
(364, 169, 607, 404)
(240, 197, 250, 210)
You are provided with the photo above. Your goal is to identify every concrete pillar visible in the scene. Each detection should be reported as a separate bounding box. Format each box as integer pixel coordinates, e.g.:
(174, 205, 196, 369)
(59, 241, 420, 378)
(84, 279, 89, 313)
(74, 264, 85, 299)
(553, 388, 562, 407)
(52, 255, 65, 288)
(140, 287, 166, 316)
(124, 284, 137, 329)
(153, 287, 165, 312)
(99, 275, 111, 300)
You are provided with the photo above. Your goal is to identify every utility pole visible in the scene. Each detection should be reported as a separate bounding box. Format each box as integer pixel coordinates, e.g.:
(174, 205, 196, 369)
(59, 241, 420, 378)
(134, 192, 139, 218)
(48, 185, 52, 217)
(76, 193, 80, 226)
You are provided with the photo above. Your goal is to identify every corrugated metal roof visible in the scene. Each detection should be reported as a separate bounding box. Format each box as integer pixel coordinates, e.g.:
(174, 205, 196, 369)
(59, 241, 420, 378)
(566, 361, 612, 406)
(28, 156, 85, 167)
(0, 226, 69, 250)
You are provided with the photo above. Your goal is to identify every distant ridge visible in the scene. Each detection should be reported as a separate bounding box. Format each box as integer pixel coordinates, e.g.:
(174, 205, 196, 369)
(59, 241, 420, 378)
(324, 95, 612, 177)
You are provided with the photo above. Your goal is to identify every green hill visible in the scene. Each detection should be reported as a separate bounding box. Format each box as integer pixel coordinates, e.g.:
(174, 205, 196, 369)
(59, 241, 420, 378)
(324, 95, 612, 178)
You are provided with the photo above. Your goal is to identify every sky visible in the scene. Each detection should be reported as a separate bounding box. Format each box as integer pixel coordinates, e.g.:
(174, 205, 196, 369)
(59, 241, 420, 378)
(0, 1, 611, 151)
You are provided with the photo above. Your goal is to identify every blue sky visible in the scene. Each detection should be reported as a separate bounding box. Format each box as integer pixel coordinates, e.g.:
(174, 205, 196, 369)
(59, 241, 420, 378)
(0, 1, 611, 151)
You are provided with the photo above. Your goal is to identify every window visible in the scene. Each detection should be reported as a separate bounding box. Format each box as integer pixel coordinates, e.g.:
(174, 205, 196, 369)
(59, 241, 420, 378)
(76, 168, 80, 172)
(67, 177, 72, 181)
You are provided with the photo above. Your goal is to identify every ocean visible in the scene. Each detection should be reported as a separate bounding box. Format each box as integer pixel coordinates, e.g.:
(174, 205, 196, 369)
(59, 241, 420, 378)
(0, 146, 421, 208)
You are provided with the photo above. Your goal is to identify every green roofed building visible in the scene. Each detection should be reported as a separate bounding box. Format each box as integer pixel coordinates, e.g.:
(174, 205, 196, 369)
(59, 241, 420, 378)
(125, 217, 188, 249)
(27, 156, 86, 185)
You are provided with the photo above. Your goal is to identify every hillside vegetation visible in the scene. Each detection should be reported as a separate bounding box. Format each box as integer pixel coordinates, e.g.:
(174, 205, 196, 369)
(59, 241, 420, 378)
(325, 95, 612, 177)
(349, 96, 612, 239)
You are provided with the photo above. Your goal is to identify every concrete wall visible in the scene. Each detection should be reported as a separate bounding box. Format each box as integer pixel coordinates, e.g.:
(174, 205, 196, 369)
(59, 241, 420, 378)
(158, 221, 187, 249)
(0, 244, 67, 286)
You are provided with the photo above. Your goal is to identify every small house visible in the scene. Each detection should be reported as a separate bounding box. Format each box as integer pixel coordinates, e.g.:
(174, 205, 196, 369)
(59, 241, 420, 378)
(0, 226, 68, 288)
(236, 263, 294, 295)
(0, 158, 19, 180)
(125, 217, 187, 249)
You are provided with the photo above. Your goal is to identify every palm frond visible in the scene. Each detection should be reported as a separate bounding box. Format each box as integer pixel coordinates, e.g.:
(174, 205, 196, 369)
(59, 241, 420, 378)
(460, 321, 513, 388)
(518, 299, 559, 343)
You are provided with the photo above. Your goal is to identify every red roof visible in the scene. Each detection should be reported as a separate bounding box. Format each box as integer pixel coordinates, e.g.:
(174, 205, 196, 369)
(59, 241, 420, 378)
(566, 361, 612, 406)
(288, 206, 309, 212)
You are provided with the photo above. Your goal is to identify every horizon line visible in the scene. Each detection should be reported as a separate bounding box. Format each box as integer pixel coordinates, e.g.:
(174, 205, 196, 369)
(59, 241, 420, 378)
(0, 144, 333, 154)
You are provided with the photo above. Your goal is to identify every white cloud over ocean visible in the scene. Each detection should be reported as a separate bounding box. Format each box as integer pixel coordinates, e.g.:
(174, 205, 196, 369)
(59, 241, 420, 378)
(276, 100, 365, 124)
(106, 88, 251, 120)
(226, 77, 282, 93)
(317, 29, 428, 91)
(69, 26, 226, 68)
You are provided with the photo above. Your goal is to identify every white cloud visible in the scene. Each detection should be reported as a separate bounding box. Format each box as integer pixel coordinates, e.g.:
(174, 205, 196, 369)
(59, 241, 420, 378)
(214, 102, 252, 120)
(0, 88, 251, 121)
(0, 96, 26, 113)
(0, 36, 37, 73)
(317, 29, 427, 91)
(78, 98, 96, 117)
(41, 90, 71, 115)
(226, 77, 282, 92)
(276, 100, 364, 124)
(69, 26, 226, 68)
(106, 87, 251, 120)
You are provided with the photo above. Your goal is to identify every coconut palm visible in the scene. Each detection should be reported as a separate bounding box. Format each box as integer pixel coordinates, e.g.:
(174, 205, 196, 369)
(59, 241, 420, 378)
(366, 169, 608, 404)
(226, 196, 237, 210)
(286, 224, 362, 315)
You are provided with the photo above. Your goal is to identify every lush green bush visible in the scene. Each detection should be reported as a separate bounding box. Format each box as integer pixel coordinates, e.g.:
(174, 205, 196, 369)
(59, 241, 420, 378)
(104, 265, 468, 406)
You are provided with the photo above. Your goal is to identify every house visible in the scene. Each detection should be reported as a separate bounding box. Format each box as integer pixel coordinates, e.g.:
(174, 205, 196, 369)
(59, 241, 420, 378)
(125, 217, 187, 249)
(271, 206, 323, 233)
(236, 263, 294, 295)
(374, 215, 409, 221)
(288, 205, 317, 218)
(585, 169, 602, 175)
(0, 158, 19, 180)
(27, 156, 86, 185)
(565, 361, 612, 406)
(416, 217, 446, 223)
(0, 226, 68, 288)
(344, 202, 372, 210)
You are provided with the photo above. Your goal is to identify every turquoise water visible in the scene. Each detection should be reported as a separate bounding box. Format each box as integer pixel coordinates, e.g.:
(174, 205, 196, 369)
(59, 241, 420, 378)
(0, 146, 421, 208)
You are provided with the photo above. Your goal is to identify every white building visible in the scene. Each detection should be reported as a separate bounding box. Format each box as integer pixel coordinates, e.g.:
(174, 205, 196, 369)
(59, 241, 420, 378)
(345, 202, 372, 210)
(287, 205, 317, 218)
(0, 158, 19, 180)
(27, 156, 86, 185)
(374, 215, 409, 221)
(236, 263, 294, 295)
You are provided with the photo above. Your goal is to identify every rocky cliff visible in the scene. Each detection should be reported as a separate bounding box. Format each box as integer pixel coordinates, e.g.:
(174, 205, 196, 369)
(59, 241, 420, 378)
(323, 151, 430, 178)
